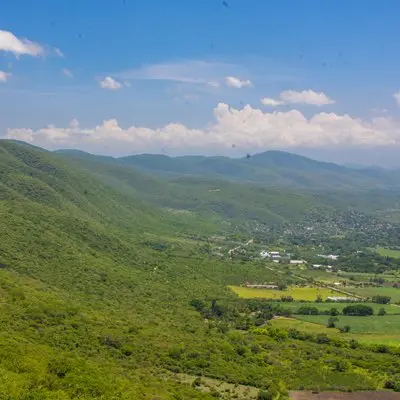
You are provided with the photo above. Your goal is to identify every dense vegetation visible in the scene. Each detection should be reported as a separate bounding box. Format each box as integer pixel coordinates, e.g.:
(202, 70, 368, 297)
(2, 140, 400, 398)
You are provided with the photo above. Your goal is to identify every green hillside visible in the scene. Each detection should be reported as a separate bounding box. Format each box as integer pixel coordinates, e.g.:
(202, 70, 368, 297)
(114, 150, 400, 190)
(2, 140, 400, 398)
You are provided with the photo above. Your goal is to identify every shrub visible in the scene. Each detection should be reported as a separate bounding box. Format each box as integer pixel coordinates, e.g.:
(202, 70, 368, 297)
(342, 304, 373, 316)
(297, 306, 319, 315)
(372, 295, 391, 304)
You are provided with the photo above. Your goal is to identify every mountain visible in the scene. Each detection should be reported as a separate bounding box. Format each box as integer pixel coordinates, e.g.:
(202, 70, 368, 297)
(92, 149, 400, 190)
(2, 140, 400, 398)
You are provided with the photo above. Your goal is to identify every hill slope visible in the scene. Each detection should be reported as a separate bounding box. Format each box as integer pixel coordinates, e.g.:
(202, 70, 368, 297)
(111, 150, 400, 190)
(1, 140, 400, 398)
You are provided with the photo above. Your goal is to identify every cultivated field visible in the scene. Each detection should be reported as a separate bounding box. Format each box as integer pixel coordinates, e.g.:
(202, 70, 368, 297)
(296, 315, 400, 335)
(271, 317, 400, 346)
(229, 285, 350, 301)
(376, 247, 400, 258)
(348, 287, 400, 302)
(269, 301, 400, 315)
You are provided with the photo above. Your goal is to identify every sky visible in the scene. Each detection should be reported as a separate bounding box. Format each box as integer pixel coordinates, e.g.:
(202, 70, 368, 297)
(1, 0, 400, 167)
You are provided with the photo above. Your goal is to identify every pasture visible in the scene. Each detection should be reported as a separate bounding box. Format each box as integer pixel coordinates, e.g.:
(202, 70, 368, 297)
(271, 317, 400, 346)
(348, 286, 400, 302)
(229, 285, 347, 301)
(269, 301, 400, 315)
(376, 247, 400, 258)
(296, 314, 400, 335)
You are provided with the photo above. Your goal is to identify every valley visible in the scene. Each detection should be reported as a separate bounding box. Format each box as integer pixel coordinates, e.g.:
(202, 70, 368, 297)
(1, 140, 400, 398)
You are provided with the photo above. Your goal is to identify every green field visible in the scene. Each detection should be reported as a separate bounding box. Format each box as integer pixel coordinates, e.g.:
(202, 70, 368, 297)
(269, 301, 400, 315)
(229, 285, 351, 301)
(296, 314, 400, 335)
(376, 247, 400, 258)
(270, 317, 339, 335)
(348, 286, 400, 302)
(291, 268, 341, 283)
(270, 317, 400, 346)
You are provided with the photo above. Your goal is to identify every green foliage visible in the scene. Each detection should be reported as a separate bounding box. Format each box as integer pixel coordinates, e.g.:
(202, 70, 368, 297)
(343, 305, 374, 316)
(372, 295, 391, 304)
(378, 307, 387, 316)
(1, 141, 400, 397)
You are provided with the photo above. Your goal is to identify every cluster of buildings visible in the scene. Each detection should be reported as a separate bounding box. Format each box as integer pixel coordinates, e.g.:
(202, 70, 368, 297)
(260, 250, 306, 265)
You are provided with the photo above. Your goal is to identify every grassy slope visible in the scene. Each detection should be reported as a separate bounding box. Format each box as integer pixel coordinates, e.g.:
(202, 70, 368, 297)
(56, 150, 335, 226)
(116, 150, 400, 190)
(229, 285, 343, 301)
(2, 141, 400, 397)
(296, 315, 400, 335)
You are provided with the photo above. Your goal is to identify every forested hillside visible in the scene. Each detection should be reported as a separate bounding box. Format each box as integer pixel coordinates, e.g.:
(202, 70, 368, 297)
(2, 140, 400, 399)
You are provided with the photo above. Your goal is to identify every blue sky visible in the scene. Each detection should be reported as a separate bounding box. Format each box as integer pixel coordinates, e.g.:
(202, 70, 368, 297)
(1, 0, 400, 166)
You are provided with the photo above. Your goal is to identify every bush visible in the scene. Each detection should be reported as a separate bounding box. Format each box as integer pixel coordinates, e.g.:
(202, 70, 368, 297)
(340, 325, 351, 333)
(378, 307, 387, 316)
(372, 295, 391, 304)
(257, 390, 272, 400)
(342, 304, 373, 316)
(296, 306, 319, 315)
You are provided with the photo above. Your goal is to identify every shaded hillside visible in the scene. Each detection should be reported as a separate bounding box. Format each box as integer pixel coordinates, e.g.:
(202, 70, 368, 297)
(55, 148, 400, 190)
(56, 148, 335, 226)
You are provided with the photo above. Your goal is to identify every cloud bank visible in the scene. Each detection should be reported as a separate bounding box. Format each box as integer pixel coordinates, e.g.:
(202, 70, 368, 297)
(6, 103, 400, 155)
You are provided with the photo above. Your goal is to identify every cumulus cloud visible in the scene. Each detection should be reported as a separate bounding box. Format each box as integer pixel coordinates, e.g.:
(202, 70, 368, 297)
(280, 90, 335, 106)
(61, 68, 73, 78)
(224, 76, 253, 88)
(6, 103, 400, 155)
(393, 91, 400, 106)
(261, 97, 283, 107)
(99, 77, 122, 90)
(0, 30, 44, 57)
(0, 70, 11, 82)
(261, 89, 335, 107)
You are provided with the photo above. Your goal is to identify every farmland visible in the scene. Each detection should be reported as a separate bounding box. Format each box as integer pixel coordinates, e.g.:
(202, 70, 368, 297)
(268, 301, 400, 315)
(349, 287, 400, 302)
(296, 314, 400, 335)
(229, 285, 348, 301)
(376, 247, 400, 258)
(270, 317, 400, 346)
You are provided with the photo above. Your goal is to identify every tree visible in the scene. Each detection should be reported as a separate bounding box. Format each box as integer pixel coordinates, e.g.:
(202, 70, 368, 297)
(378, 307, 387, 316)
(327, 317, 338, 328)
(315, 295, 323, 303)
(372, 295, 391, 304)
(342, 304, 373, 316)
(190, 299, 205, 312)
(341, 325, 351, 333)
(330, 307, 339, 316)
(257, 390, 272, 400)
(297, 306, 319, 315)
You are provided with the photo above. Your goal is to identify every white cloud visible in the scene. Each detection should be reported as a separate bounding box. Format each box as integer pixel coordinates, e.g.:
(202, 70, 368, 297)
(224, 76, 253, 88)
(54, 48, 64, 57)
(7, 104, 400, 154)
(0, 70, 11, 82)
(261, 97, 283, 107)
(0, 30, 44, 56)
(115, 60, 232, 86)
(280, 90, 335, 106)
(261, 89, 335, 107)
(99, 77, 122, 90)
(393, 91, 400, 106)
(61, 68, 73, 78)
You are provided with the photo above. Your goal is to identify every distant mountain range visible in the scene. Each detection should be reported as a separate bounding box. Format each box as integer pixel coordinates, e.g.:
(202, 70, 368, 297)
(55, 148, 400, 190)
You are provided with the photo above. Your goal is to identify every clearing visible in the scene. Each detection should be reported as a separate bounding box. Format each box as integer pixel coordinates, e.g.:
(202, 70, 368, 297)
(229, 285, 354, 301)
(376, 247, 400, 259)
(296, 314, 400, 335)
(268, 301, 400, 315)
(347, 286, 400, 302)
